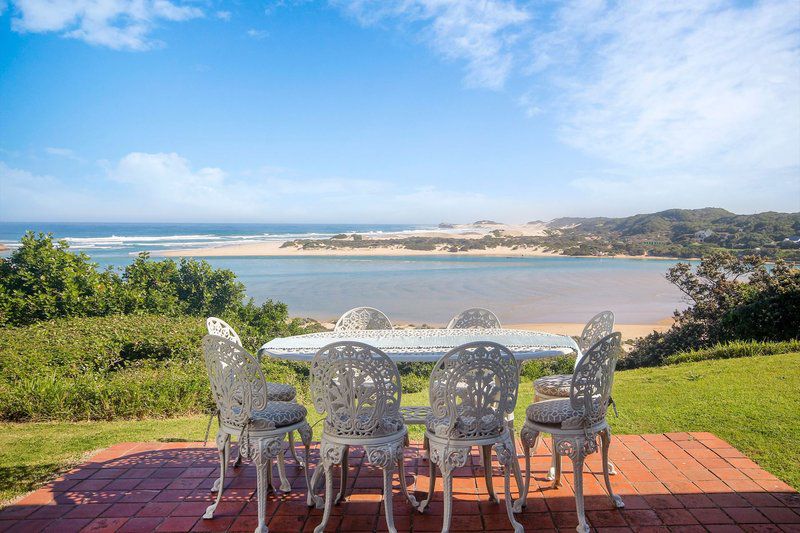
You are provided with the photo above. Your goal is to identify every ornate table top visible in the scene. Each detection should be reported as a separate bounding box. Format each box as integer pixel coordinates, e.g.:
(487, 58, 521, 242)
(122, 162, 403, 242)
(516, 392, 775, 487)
(259, 328, 579, 362)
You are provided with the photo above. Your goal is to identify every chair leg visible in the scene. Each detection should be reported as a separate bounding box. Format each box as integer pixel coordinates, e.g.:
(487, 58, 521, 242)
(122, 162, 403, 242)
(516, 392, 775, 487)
(307, 464, 323, 508)
(313, 462, 335, 533)
(303, 424, 324, 509)
(482, 445, 498, 503)
(288, 431, 305, 468)
(513, 426, 539, 513)
(254, 450, 270, 533)
(417, 437, 436, 513)
(334, 445, 349, 504)
(564, 438, 589, 533)
(428, 442, 469, 533)
(505, 417, 524, 491)
(495, 436, 524, 533)
(313, 440, 345, 533)
(205, 430, 229, 516)
(382, 466, 397, 533)
(276, 446, 292, 492)
(298, 422, 314, 504)
(549, 436, 563, 488)
(266, 458, 274, 493)
(398, 454, 419, 508)
(600, 428, 624, 508)
(441, 463, 455, 533)
(232, 436, 243, 468)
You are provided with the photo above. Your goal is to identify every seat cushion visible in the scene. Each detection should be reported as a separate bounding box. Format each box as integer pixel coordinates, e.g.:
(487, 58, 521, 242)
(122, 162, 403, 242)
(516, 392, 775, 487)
(533, 374, 571, 398)
(250, 401, 307, 430)
(525, 398, 602, 426)
(526, 398, 578, 425)
(266, 382, 296, 402)
(425, 406, 504, 440)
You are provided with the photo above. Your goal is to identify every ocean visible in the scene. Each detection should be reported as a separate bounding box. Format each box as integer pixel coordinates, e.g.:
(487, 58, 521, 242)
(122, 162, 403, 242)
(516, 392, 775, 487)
(0, 222, 687, 324)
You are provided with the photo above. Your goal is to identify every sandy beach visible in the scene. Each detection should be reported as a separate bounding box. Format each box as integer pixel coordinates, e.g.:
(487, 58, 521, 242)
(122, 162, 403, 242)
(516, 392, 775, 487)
(506, 321, 672, 341)
(159, 240, 564, 257)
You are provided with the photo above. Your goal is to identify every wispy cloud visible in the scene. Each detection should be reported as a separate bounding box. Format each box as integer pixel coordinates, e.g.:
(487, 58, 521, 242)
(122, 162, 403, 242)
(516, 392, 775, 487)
(545, 1, 800, 175)
(45, 146, 83, 162)
(336, 0, 531, 90)
(8, 0, 204, 50)
(334, 0, 800, 209)
(215, 10, 231, 21)
(246, 28, 268, 40)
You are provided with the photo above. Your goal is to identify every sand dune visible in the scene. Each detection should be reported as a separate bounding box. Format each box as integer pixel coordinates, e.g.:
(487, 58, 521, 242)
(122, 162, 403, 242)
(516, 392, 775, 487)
(158, 222, 557, 257)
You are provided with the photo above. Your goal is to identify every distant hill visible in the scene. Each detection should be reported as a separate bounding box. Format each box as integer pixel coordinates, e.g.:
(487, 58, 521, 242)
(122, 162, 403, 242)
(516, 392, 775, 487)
(548, 207, 800, 256)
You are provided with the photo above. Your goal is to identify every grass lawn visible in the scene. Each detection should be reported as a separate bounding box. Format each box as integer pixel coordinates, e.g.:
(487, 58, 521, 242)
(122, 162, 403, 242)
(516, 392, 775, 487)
(1, 352, 798, 505)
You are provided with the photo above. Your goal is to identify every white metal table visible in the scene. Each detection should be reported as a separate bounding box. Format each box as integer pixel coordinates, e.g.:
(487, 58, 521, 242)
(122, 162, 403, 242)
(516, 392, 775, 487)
(259, 328, 580, 362)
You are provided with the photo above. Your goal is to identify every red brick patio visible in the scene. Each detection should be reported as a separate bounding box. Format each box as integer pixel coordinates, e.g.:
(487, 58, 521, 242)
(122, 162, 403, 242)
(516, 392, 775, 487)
(1, 432, 798, 532)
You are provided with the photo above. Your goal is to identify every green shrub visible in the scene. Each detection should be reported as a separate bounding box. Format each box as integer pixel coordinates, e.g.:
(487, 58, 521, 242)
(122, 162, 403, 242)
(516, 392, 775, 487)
(624, 253, 800, 368)
(520, 354, 576, 382)
(664, 339, 800, 365)
(0, 315, 311, 421)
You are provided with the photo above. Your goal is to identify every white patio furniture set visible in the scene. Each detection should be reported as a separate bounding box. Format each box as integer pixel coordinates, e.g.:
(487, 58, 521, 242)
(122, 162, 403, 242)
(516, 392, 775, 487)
(201, 307, 624, 533)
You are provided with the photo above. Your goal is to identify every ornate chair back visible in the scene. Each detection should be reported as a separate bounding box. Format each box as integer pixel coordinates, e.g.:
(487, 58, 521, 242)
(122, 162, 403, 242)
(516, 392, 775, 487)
(310, 342, 403, 438)
(202, 335, 268, 430)
(569, 332, 621, 425)
(206, 317, 242, 346)
(334, 307, 393, 332)
(428, 341, 518, 440)
(446, 308, 502, 329)
(575, 311, 614, 366)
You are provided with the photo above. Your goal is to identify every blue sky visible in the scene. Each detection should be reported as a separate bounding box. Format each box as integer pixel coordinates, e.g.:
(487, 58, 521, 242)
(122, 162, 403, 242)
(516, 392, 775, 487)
(1, 0, 798, 223)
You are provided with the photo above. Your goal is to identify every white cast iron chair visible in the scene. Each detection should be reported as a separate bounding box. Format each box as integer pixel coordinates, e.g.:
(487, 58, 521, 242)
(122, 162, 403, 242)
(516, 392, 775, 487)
(531, 311, 616, 479)
(418, 341, 524, 533)
(201, 335, 313, 533)
(514, 332, 624, 533)
(446, 307, 502, 329)
(334, 307, 393, 331)
(206, 317, 303, 491)
(307, 341, 418, 533)
(400, 307, 502, 426)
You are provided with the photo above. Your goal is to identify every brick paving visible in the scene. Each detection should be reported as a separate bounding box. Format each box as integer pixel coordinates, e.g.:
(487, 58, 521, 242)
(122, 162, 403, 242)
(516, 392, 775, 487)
(1, 432, 798, 532)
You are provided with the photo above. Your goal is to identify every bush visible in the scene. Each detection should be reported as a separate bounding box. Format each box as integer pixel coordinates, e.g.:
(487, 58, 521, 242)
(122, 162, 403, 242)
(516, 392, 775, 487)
(520, 354, 576, 382)
(0, 315, 310, 421)
(623, 252, 800, 368)
(664, 340, 800, 365)
(0, 232, 246, 326)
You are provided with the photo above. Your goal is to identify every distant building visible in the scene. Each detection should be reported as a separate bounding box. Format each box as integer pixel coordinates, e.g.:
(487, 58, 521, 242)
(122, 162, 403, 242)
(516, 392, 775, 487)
(642, 240, 669, 246)
(783, 236, 800, 244)
(694, 229, 714, 241)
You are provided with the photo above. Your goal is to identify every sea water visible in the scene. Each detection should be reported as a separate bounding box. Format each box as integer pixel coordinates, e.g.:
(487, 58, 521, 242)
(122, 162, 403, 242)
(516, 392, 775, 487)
(0, 222, 686, 324)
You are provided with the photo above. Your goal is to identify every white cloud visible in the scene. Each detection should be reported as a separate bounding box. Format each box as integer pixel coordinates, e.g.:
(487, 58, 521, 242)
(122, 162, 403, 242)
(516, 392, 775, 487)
(0, 153, 524, 222)
(8, 0, 204, 50)
(246, 28, 267, 39)
(335, 0, 531, 90)
(110, 152, 228, 207)
(215, 10, 231, 21)
(335, 0, 800, 210)
(547, 0, 800, 174)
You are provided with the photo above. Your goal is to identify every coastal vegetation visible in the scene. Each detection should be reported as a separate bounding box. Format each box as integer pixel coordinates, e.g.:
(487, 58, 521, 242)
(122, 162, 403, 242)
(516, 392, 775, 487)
(281, 208, 800, 259)
(621, 251, 800, 368)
